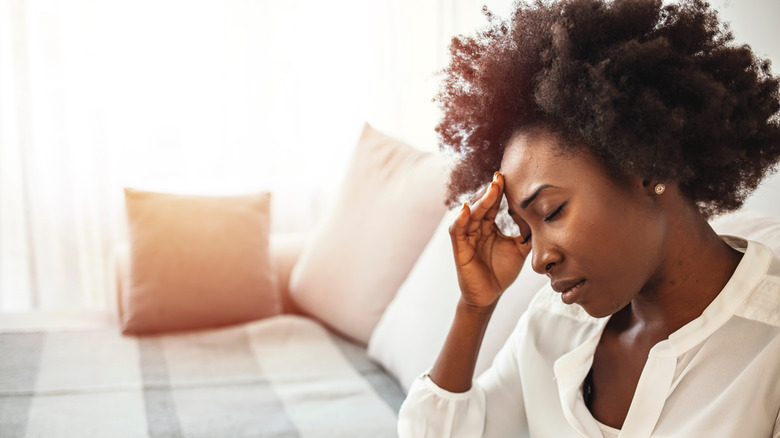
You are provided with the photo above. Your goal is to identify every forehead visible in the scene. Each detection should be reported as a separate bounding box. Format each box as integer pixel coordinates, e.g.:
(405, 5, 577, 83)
(500, 129, 601, 203)
(501, 130, 565, 173)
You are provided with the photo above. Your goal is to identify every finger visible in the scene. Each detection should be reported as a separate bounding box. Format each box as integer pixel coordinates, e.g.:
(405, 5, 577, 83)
(466, 179, 501, 234)
(450, 203, 470, 243)
(449, 203, 477, 264)
(480, 172, 504, 235)
(468, 184, 489, 205)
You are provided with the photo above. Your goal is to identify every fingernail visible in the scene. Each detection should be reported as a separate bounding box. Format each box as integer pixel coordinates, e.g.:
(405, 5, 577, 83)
(462, 202, 468, 211)
(491, 181, 498, 189)
(493, 171, 501, 182)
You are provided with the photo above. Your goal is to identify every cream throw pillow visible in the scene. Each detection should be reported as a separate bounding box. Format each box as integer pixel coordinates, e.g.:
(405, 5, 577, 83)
(288, 124, 450, 344)
(121, 189, 280, 334)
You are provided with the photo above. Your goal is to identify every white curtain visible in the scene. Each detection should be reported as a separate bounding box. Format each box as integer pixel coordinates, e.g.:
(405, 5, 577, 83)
(0, 0, 512, 313)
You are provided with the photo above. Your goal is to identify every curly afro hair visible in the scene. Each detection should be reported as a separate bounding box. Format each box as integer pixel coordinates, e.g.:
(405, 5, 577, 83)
(437, 0, 780, 217)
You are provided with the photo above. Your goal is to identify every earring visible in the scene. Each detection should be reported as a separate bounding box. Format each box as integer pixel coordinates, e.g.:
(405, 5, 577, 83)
(654, 183, 666, 195)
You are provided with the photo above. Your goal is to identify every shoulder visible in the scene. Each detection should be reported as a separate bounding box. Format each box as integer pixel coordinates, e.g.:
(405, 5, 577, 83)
(733, 240, 780, 328)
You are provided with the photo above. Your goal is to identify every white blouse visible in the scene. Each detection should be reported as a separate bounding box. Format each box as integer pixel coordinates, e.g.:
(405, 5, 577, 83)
(398, 238, 780, 437)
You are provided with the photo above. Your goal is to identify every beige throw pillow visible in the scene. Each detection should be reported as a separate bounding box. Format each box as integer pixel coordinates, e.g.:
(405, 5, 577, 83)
(121, 189, 280, 334)
(288, 124, 450, 344)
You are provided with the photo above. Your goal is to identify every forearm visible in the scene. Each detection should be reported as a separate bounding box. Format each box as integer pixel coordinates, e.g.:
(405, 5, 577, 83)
(429, 298, 496, 393)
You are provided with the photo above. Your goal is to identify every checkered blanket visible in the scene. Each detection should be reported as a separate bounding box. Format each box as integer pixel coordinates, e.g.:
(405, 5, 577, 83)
(0, 315, 404, 437)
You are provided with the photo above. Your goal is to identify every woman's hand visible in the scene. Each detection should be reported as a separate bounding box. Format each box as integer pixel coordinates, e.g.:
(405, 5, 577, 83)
(450, 172, 531, 310)
(429, 172, 530, 393)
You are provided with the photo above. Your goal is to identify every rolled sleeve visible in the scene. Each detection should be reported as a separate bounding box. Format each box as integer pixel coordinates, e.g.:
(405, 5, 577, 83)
(398, 372, 487, 438)
(397, 308, 534, 438)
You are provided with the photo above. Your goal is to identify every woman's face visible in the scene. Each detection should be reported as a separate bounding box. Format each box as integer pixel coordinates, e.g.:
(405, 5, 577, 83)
(500, 128, 668, 318)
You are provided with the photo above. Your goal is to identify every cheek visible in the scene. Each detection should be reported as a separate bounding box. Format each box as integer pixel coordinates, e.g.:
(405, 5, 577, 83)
(563, 204, 615, 260)
(566, 202, 656, 288)
(567, 218, 646, 317)
(609, 229, 664, 301)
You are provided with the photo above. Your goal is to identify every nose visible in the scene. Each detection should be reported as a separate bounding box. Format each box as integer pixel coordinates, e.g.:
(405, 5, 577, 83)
(530, 237, 562, 275)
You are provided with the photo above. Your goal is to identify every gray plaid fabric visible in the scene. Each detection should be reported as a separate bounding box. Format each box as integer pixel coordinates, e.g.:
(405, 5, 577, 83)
(0, 315, 404, 438)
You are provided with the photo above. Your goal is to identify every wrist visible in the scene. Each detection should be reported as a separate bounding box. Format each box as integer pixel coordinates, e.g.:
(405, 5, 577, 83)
(457, 297, 497, 317)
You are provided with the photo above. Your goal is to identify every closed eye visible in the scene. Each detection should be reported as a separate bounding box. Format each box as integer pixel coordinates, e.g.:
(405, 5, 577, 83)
(517, 202, 566, 244)
(544, 202, 566, 222)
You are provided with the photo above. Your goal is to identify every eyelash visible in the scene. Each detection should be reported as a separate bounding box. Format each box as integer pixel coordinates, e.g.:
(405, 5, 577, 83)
(520, 202, 567, 244)
(545, 202, 566, 222)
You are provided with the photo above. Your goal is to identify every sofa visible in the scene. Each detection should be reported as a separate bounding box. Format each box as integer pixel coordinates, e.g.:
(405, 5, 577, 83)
(1, 124, 779, 438)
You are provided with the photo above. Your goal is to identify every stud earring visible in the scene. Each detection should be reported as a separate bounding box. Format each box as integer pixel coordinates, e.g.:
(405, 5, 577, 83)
(654, 183, 666, 195)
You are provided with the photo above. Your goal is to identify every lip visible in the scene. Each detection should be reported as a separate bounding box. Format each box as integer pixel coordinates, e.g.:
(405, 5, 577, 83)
(551, 279, 586, 305)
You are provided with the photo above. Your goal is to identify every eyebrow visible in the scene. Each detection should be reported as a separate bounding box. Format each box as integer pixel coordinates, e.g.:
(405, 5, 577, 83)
(519, 184, 559, 210)
(506, 184, 561, 217)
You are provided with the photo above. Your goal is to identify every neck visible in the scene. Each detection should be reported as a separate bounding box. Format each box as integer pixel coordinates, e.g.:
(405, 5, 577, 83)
(617, 206, 742, 337)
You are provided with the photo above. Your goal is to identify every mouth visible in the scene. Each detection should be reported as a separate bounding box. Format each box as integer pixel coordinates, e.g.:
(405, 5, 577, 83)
(551, 279, 586, 305)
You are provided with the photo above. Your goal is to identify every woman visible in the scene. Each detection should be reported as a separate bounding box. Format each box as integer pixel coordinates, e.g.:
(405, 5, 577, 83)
(398, 0, 780, 437)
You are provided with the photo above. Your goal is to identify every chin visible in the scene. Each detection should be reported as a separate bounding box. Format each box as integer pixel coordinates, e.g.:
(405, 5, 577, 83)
(577, 301, 624, 319)
(578, 305, 611, 319)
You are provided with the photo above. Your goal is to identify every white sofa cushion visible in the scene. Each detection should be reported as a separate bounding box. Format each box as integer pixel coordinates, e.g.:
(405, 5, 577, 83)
(289, 124, 450, 345)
